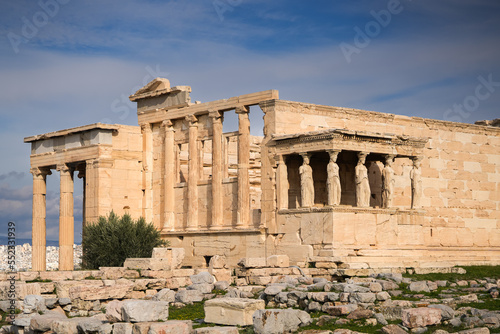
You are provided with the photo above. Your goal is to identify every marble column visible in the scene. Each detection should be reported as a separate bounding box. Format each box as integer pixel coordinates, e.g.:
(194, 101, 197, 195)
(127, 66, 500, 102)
(210, 110, 224, 229)
(141, 124, 153, 224)
(276, 155, 288, 210)
(57, 163, 74, 271)
(31, 167, 50, 272)
(162, 120, 175, 231)
(235, 105, 250, 229)
(186, 115, 199, 231)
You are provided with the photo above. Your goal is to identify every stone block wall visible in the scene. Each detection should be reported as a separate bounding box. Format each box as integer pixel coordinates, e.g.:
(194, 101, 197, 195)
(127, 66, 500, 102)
(260, 99, 500, 266)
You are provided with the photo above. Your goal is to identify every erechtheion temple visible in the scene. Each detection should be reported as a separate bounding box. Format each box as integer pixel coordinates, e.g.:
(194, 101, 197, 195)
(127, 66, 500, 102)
(25, 78, 500, 272)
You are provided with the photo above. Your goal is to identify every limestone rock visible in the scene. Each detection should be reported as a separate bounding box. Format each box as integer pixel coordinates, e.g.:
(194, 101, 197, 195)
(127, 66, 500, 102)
(148, 321, 193, 334)
(267, 255, 290, 268)
(76, 317, 110, 334)
(264, 284, 286, 296)
(152, 247, 185, 269)
(187, 283, 214, 294)
(429, 304, 455, 320)
(152, 288, 176, 302)
(456, 329, 490, 334)
(30, 312, 67, 332)
(51, 317, 81, 334)
(190, 272, 216, 284)
(23, 294, 46, 314)
(208, 255, 227, 269)
(253, 309, 312, 334)
(105, 299, 124, 322)
(121, 300, 169, 323)
(381, 324, 408, 334)
(204, 298, 265, 326)
(326, 304, 358, 316)
(409, 281, 430, 293)
(350, 292, 376, 303)
(347, 308, 374, 319)
(175, 290, 204, 304)
(195, 327, 239, 334)
(402, 307, 441, 328)
(112, 322, 133, 334)
(238, 257, 266, 268)
(69, 282, 133, 301)
(13, 314, 35, 327)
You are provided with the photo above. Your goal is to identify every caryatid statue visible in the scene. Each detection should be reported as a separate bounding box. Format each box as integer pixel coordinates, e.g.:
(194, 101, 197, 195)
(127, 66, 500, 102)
(327, 150, 341, 206)
(381, 155, 395, 208)
(410, 156, 423, 209)
(355, 152, 370, 208)
(299, 153, 314, 208)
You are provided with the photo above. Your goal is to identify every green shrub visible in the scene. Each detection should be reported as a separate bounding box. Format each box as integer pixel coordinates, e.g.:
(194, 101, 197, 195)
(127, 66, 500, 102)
(81, 211, 167, 269)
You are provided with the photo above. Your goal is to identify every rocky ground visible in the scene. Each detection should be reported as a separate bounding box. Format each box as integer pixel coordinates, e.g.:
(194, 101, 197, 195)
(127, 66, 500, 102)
(1, 266, 499, 333)
(0, 244, 82, 271)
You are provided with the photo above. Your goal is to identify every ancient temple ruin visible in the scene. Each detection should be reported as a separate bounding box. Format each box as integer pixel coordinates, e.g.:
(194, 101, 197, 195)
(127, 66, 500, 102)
(25, 78, 500, 271)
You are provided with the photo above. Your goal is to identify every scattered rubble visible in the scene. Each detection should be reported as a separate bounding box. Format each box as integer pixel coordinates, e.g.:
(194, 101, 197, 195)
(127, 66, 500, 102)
(1, 251, 499, 333)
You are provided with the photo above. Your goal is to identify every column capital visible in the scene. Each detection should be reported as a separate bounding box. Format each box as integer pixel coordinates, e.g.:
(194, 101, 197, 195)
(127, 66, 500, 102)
(161, 119, 174, 128)
(141, 123, 152, 132)
(75, 164, 86, 179)
(185, 114, 198, 126)
(412, 155, 423, 163)
(56, 164, 72, 173)
(327, 149, 341, 154)
(235, 105, 250, 114)
(209, 110, 223, 120)
(300, 152, 311, 159)
(30, 167, 51, 177)
(275, 154, 287, 164)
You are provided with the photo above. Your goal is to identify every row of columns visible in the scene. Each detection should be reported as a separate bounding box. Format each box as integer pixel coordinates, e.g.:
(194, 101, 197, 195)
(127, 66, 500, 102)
(277, 150, 423, 210)
(160, 105, 252, 232)
(31, 164, 75, 272)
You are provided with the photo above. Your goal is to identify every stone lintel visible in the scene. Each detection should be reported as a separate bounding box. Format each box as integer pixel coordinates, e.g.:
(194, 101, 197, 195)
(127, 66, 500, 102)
(24, 123, 118, 143)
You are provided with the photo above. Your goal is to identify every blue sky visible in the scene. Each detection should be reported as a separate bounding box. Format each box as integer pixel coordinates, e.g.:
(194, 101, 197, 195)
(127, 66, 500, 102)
(0, 0, 499, 243)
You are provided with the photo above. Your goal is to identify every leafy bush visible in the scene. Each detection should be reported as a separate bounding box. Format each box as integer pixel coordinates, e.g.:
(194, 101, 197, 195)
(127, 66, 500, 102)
(81, 211, 167, 269)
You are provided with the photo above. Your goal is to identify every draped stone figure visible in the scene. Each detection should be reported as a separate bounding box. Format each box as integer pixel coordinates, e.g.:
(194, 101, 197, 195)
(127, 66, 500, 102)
(355, 152, 370, 207)
(327, 150, 341, 206)
(410, 157, 422, 209)
(381, 155, 395, 208)
(299, 154, 314, 208)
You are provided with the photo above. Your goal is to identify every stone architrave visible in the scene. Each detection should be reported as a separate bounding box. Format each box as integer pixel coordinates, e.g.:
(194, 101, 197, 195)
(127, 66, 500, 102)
(326, 150, 341, 206)
(355, 152, 370, 208)
(31, 167, 50, 272)
(381, 155, 395, 208)
(57, 163, 74, 271)
(410, 156, 423, 209)
(299, 153, 314, 208)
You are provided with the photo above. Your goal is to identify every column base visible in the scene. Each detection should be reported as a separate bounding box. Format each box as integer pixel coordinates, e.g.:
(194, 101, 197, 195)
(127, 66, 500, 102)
(186, 227, 198, 232)
(209, 225, 225, 231)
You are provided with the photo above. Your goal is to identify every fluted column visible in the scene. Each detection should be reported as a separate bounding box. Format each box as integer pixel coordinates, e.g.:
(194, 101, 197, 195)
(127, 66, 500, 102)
(210, 110, 224, 230)
(235, 105, 250, 229)
(141, 124, 153, 224)
(276, 155, 288, 210)
(31, 167, 50, 271)
(186, 115, 199, 231)
(57, 164, 74, 271)
(162, 120, 176, 231)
